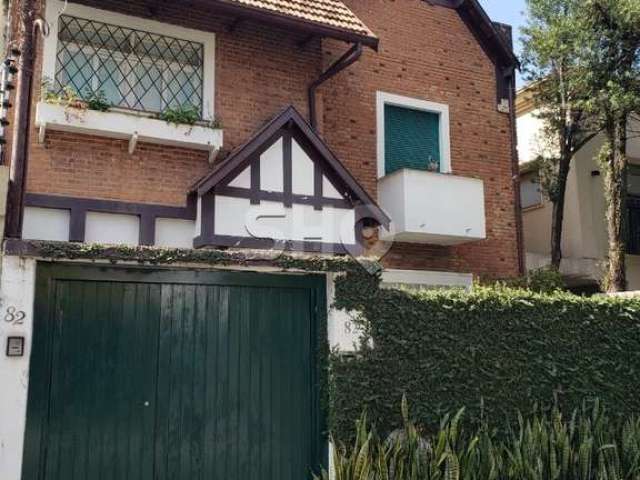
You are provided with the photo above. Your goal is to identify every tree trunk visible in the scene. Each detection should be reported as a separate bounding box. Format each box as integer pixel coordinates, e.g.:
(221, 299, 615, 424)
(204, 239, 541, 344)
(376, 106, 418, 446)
(603, 116, 629, 292)
(550, 155, 571, 269)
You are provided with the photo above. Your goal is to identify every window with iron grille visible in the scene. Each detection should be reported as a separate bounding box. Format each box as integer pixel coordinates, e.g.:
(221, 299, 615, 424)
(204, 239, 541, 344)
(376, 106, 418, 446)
(54, 15, 205, 115)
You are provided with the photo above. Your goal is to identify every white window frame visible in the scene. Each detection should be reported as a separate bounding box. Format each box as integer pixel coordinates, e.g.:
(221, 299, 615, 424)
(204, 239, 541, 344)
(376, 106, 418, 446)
(376, 91, 452, 178)
(42, 0, 216, 120)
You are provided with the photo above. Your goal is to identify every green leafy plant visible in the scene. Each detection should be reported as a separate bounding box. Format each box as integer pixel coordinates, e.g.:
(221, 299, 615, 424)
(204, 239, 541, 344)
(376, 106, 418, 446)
(322, 398, 640, 480)
(158, 104, 222, 128)
(41, 79, 85, 109)
(314, 411, 377, 480)
(158, 104, 201, 126)
(83, 89, 110, 112)
(502, 266, 566, 294)
(41, 79, 110, 112)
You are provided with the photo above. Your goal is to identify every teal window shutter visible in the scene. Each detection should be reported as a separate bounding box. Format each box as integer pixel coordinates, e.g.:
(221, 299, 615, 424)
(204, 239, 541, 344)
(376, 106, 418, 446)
(384, 104, 441, 175)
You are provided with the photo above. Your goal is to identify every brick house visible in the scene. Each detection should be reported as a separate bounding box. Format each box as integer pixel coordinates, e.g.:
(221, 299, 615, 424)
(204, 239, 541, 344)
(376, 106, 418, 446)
(0, 1, 519, 478)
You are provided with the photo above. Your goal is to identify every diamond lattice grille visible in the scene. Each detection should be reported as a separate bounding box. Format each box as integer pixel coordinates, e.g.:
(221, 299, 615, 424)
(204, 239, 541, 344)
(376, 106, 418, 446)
(55, 15, 204, 115)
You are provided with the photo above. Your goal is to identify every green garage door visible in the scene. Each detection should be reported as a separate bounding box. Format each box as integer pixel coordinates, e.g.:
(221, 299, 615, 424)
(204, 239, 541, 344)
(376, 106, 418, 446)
(22, 264, 325, 480)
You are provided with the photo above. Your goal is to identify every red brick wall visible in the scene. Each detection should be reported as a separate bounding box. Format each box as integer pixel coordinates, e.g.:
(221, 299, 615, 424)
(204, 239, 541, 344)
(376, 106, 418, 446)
(321, 0, 520, 279)
(15, 0, 520, 279)
(24, 0, 322, 205)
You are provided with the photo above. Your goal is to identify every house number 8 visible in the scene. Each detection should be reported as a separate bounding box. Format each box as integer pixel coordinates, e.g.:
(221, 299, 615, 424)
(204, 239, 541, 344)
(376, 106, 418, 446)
(4, 306, 26, 325)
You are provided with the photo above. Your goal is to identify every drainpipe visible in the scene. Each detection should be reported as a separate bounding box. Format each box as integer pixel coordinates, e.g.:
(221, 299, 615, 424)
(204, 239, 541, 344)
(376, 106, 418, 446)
(308, 42, 362, 130)
(5, 0, 36, 239)
(506, 67, 525, 276)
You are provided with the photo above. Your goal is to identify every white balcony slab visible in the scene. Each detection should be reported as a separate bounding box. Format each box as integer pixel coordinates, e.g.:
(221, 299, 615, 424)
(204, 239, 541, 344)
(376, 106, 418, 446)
(35, 102, 223, 159)
(379, 169, 486, 245)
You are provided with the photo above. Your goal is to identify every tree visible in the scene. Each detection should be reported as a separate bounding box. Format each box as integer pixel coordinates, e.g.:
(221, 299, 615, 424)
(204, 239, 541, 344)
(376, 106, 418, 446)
(521, 0, 596, 270)
(577, 0, 640, 292)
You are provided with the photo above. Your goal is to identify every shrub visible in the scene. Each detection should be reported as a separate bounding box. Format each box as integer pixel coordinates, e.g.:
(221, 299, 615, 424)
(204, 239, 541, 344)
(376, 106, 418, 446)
(331, 276, 640, 443)
(317, 398, 640, 480)
(506, 266, 566, 294)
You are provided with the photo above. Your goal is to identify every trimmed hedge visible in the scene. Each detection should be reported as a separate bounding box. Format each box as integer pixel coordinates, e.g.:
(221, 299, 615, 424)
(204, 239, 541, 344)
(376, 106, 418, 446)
(330, 273, 640, 442)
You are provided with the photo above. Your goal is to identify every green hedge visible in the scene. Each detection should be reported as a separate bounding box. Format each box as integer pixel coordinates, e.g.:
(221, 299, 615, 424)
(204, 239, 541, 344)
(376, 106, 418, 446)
(330, 274, 640, 442)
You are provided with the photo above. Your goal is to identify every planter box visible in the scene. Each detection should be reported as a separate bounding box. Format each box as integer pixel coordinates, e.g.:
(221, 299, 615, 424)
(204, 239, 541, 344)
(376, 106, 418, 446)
(35, 102, 223, 158)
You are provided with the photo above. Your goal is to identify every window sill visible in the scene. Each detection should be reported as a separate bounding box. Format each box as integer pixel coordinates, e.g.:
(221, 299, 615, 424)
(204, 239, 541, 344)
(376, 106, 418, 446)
(35, 102, 223, 161)
(381, 168, 451, 179)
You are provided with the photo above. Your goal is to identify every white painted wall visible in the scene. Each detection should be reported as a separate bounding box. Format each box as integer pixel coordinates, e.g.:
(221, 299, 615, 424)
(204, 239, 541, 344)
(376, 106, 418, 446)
(381, 269, 473, 290)
(85, 212, 140, 245)
(260, 139, 284, 192)
(378, 169, 486, 245)
(155, 218, 196, 248)
(228, 166, 251, 189)
(323, 176, 342, 199)
(23, 207, 70, 242)
(292, 141, 315, 196)
(516, 109, 558, 165)
(0, 257, 37, 480)
(628, 256, 640, 291)
(214, 196, 356, 245)
(627, 117, 640, 159)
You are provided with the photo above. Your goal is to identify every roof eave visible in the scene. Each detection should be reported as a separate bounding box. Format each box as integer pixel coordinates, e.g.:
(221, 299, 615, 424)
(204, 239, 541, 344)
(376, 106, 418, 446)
(428, 0, 519, 68)
(457, 0, 519, 68)
(204, 0, 379, 50)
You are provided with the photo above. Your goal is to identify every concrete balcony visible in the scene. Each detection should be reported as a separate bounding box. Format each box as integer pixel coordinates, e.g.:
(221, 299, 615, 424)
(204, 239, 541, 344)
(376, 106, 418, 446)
(378, 169, 486, 245)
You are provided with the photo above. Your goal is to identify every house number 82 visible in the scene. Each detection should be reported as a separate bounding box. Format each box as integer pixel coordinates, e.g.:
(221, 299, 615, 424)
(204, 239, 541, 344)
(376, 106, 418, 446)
(4, 306, 26, 325)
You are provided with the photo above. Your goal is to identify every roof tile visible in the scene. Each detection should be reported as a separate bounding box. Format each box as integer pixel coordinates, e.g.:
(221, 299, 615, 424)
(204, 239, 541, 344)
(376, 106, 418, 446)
(221, 0, 376, 38)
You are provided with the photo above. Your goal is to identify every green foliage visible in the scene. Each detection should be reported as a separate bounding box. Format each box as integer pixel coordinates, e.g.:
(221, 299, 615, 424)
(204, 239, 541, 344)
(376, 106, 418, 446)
(158, 104, 200, 125)
(41, 81, 83, 108)
(504, 267, 566, 294)
(41, 79, 110, 112)
(158, 104, 222, 128)
(19, 239, 378, 273)
(520, 0, 595, 200)
(331, 276, 640, 444)
(84, 89, 110, 112)
(575, 0, 640, 124)
(320, 399, 640, 480)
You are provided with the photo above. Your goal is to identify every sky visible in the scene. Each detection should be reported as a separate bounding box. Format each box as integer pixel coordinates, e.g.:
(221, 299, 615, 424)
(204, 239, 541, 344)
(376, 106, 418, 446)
(479, 0, 528, 85)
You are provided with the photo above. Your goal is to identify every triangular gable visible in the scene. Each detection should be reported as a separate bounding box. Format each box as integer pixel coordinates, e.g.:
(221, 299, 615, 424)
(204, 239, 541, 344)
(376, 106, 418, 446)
(192, 106, 390, 228)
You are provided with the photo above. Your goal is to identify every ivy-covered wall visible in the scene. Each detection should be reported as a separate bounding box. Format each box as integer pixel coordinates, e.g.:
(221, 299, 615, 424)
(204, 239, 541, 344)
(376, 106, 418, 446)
(330, 271, 640, 442)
